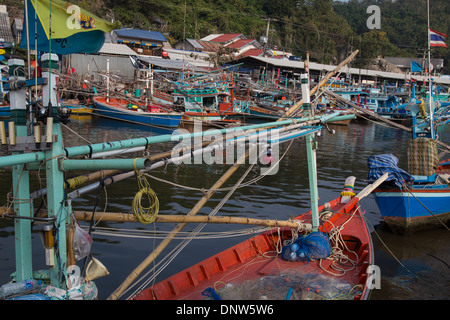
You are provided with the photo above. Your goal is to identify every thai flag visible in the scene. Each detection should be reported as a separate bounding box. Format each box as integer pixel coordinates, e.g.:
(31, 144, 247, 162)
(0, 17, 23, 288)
(429, 29, 447, 47)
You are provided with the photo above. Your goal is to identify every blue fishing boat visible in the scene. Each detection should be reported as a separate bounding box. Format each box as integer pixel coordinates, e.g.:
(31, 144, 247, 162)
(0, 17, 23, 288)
(246, 90, 290, 122)
(367, 82, 450, 234)
(93, 96, 182, 128)
(60, 99, 94, 115)
(0, 102, 9, 119)
(368, 153, 450, 234)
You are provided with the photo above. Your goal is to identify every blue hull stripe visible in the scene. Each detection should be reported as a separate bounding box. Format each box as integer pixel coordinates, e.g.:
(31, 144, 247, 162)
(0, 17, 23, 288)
(374, 190, 450, 219)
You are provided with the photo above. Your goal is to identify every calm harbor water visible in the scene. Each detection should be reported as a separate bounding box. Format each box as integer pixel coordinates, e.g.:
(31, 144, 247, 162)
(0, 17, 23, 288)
(0, 114, 449, 300)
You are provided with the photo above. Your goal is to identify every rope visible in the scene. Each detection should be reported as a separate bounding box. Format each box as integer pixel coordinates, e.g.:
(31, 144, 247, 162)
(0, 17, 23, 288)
(403, 185, 450, 232)
(65, 175, 87, 190)
(132, 158, 159, 224)
(319, 205, 360, 276)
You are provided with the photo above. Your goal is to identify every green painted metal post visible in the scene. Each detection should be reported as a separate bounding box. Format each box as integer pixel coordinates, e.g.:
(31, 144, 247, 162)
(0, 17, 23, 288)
(301, 72, 319, 231)
(42, 53, 67, 288)
(44, 122, 67, 288)
(12, 126, 33, 281)
(8, 58, 33, 281)
(306, 134, 320, 232)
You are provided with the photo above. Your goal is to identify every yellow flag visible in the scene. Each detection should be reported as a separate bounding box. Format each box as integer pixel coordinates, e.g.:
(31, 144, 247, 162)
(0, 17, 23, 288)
(32, 0, 121, 39)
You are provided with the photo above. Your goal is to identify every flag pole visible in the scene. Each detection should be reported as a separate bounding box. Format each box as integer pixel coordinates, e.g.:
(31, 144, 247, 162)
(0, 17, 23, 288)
(427, 0, 435, 139)
(24, 0, 31, 78)
(24, 0, 33, 120)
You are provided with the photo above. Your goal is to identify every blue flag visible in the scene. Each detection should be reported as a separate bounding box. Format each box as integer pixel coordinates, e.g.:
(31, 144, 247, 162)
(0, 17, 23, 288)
(410, 61, 422, 73)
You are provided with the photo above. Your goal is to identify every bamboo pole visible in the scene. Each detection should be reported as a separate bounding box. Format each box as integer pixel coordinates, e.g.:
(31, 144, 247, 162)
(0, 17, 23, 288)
(323, 89, 412, 132)
(324, 90, 450, 151)
(107, 150, 251, 300)
(280, 50, 360, 120)
(72, 211, 308, 229)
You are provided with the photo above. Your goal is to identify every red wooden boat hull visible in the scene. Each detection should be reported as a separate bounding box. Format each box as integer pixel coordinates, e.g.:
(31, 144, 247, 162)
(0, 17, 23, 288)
(132, 196, 374, 300)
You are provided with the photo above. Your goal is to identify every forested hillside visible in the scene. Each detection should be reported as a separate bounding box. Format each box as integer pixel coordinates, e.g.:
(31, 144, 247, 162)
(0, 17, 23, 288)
(5, 0, 450, 73)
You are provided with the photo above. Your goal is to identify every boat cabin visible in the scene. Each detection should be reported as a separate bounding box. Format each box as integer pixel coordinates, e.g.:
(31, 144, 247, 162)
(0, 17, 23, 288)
(173, 87, 232, 113)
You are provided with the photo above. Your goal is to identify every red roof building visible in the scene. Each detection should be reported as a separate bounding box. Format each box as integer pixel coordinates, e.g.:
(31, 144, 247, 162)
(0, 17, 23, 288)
(174, 33, 264, 58)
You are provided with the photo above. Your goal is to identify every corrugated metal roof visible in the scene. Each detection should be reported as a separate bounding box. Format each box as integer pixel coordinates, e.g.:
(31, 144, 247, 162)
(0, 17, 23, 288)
(235, 56, 450, 84)
(137, 54, 211, 72)
(226, 39, 262, 50)
(385, 57, 444, 69)
(187, 39, 203, 50)
(201, 34, 223, 41)
(115, 28, 167, 42)
(12, 18, 22, 31)
(183, 39, 221, 52)
(197, 40, 222, 52)
(98, 43, 137, 56)
(236, 48, 263, 58)
(164, 48, 214, 68)
(0, 12, 14, 43)
(205, 33, 245, 44)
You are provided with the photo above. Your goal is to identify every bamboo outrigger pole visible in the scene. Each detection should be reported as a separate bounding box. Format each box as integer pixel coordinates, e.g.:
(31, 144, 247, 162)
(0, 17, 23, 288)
(280, 49, 360, 119)
(73, 211, 307, 229)
(107, 149, 252, 300)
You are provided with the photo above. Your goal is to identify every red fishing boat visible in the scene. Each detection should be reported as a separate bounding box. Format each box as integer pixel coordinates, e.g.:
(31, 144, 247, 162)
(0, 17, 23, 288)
(131, 181, 378, 301)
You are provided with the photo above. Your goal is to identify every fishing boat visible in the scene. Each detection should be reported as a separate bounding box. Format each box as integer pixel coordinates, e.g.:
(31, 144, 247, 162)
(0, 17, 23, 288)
(93, 95, 182, 128)
(375, 101, 412, 125)
(0, 102, 9, 119)
(131, 188, 377, 301)
(368, 87, 450, 234)
(247, 104, 284, 122)
(0, 68, 8, 119)
(246, 90, 293, 122)
(367, 7, 450, 234)
(61, 99, 94, 115)
(369, 156, 450, 235)
(373, 86, 412, 125)
(151, 74, 250, 126)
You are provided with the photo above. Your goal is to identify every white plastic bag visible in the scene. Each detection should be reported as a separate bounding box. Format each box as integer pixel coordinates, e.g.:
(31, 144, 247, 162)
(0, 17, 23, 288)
(72, 224, 93, 261)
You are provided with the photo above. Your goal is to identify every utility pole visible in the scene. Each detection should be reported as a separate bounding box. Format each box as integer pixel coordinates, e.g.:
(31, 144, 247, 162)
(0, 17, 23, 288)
(183, 1, 186, 51)
(261, 18, 277, 57)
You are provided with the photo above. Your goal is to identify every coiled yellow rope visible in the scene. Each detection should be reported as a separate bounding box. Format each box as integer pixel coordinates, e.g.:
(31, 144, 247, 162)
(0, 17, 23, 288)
(132, 159, 159, 224)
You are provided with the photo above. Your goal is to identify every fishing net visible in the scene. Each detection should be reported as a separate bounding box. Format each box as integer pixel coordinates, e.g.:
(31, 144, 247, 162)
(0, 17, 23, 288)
(210, 270, 361, 300)
(281, 231, 331, 262)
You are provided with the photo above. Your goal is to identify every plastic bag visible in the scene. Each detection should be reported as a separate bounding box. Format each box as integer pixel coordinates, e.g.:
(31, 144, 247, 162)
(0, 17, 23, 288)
(73, 224, 93, 261)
